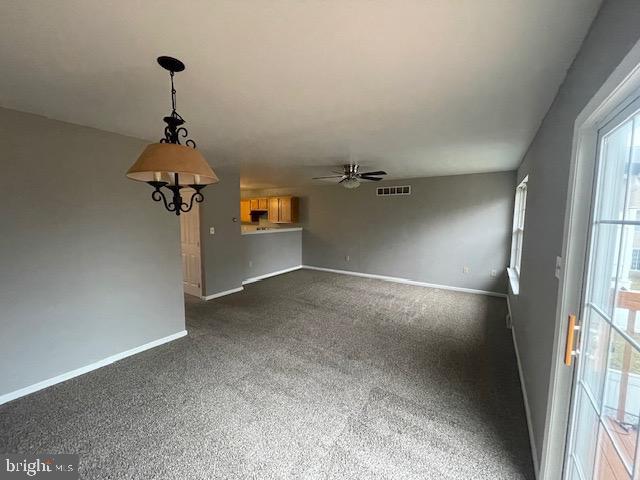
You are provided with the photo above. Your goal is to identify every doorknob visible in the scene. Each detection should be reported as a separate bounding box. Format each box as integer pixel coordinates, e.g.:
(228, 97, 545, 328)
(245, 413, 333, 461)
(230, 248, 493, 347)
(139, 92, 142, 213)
(564, 314, 580, 366)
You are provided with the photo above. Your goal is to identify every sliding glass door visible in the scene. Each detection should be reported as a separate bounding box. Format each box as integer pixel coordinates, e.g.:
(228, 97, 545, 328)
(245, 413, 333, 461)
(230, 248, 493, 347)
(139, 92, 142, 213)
(567, 101, 640, 479)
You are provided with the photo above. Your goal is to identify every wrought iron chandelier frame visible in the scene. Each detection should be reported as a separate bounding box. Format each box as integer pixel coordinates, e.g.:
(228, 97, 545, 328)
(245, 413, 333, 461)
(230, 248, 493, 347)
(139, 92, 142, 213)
(147, 56, 206, 215)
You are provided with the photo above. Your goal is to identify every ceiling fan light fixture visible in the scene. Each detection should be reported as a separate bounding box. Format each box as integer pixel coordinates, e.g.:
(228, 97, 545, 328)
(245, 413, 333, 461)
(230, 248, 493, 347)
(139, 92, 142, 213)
(313, 163, 386, 187)
(342, 177, 361, 189)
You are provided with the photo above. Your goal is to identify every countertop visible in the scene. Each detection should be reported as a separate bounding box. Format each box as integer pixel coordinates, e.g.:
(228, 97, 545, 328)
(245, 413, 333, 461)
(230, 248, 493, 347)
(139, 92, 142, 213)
(241, 227, 302, 236)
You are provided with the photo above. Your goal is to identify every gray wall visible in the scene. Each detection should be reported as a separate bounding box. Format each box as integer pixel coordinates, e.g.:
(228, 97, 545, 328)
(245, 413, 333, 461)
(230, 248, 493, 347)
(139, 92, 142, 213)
(510, 0, 640, 467)
(243, 231, 302, 281)
(247, 171, 516, 293)
(0, 108, 185, 397)
(199, 164, 245, 296)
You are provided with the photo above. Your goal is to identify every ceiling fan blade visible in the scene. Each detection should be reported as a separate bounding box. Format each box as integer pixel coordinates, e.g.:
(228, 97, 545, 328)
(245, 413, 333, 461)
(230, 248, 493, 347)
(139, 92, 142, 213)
(360, 176, 383, 181)
(359, 170, 387, 176)
(312, 175, 345, 179)
(338, 176, 349, 183)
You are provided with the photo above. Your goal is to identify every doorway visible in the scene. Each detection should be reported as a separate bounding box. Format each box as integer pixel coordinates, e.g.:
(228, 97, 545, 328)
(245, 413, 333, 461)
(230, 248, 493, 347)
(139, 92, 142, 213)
(565, 99, 640, 479)
(179, 191, 202, 298)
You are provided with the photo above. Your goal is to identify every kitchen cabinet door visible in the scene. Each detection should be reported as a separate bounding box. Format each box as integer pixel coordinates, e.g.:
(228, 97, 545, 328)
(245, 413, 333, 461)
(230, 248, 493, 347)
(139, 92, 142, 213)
(240, 200, 251, 223)
(250, 199, 260, 211)
(268, 197, 279, 223)
(279, 197, 291, 223)
(258, 198, 268, 210)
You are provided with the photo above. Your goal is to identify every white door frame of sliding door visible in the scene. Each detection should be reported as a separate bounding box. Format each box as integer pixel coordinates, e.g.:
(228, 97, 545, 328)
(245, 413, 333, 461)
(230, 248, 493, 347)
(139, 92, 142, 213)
(541, 38, 640, 480)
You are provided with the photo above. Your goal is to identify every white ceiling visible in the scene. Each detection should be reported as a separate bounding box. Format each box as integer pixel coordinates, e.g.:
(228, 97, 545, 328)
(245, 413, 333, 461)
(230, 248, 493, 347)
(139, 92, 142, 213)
(0, 1, 601, 188)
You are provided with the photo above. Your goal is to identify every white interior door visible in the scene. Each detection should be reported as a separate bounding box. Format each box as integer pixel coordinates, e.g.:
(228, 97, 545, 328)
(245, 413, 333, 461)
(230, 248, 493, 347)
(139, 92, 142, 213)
(179, 194, 202, 298)
(566, 100, 640, 479)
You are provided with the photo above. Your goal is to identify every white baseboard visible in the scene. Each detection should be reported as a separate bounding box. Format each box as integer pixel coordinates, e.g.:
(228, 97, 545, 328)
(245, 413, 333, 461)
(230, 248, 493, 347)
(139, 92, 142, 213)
(505, 295, 513, 329)
(511, 325, 540, 479)
(201, 286, 244, 300)
(242, 265, 303, 285)
(0, 330, 188, 406)
(302, 265, 507, 298)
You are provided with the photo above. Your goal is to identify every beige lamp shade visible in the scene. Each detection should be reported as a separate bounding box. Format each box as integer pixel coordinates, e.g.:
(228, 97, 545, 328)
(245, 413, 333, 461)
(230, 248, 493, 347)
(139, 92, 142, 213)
(126, 143, 219, 185)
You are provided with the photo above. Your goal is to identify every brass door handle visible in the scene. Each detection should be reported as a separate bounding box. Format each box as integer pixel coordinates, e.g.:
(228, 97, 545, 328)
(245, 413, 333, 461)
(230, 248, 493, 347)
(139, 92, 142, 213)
(565, 314, 578, 366)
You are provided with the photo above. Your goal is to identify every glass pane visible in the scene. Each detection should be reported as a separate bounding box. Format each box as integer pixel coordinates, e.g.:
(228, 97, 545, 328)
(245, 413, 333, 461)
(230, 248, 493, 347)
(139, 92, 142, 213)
(613, 225, 640, 334)
(602, 330, 640, 469)
(591, 224, 623, 316)
(575, 388, 601, 480)
(515, 232, 522, 272)
(582, 309, 612, 408)
(594, 428, 630, 480)
(596, 120, 633, 222)
(518, 185, 527, 229)
(623, 117, 640, 221)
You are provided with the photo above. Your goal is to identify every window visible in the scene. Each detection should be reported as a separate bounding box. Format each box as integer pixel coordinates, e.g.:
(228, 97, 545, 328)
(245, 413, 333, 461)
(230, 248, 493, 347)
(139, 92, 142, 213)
(508, 176, 528, 294)
(632, 249, 640, 271)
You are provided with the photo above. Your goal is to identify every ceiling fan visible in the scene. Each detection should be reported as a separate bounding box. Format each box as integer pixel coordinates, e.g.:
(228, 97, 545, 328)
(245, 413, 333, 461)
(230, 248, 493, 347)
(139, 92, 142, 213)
(312, 164, 387, 189)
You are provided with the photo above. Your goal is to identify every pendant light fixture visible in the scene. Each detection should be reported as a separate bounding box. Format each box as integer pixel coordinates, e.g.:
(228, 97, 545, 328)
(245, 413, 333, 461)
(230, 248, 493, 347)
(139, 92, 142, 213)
(126, 56, 218, 215)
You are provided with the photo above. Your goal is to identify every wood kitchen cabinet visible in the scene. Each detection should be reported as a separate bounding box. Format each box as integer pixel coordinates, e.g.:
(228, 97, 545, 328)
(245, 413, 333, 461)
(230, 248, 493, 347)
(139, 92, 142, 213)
(249, 198, 268, 211)
(268, 196, 298, 223)
(268, 197, 279, 222)
(242, 196, 298, 223)
(240, 199, 251, 223)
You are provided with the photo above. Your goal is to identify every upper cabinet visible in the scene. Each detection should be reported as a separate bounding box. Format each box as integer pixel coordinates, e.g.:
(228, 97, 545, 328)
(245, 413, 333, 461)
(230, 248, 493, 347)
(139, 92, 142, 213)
(268, 197, 279, 222)
(240, 199, 251, 223)
(249, 197, 268, 211)
(242, 196, 298, 224)
(268, 196, 298, 224)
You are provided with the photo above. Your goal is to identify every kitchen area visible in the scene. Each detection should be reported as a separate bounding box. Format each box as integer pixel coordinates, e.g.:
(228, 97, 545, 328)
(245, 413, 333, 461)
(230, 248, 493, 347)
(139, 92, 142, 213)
(240, 195, 303, 283)
(240, 195, 300, 232)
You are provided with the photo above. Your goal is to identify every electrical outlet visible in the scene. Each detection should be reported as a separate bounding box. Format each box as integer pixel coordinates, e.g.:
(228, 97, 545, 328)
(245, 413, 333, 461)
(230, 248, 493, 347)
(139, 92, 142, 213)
(209, 227, 215, 235)
(345, 255, 350, 262)
(463, 266, 470, 274)
(490, 269, 497, 277)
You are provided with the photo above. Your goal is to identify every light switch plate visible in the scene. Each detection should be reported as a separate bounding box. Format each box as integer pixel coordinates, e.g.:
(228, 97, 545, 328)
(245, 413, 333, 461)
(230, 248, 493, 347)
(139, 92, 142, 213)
(209, 227, 215, 235)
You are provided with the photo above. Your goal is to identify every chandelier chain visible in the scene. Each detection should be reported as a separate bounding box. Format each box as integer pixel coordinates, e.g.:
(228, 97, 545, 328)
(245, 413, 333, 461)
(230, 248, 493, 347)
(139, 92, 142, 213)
(170, 71, 177, 114)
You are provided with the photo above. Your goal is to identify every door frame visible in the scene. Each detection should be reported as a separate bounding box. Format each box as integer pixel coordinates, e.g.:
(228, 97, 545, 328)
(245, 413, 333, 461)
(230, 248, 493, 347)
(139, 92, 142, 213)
(541, 38, 640, 480)
(179, 188, 203, 298)
(565, 93, 640, 479)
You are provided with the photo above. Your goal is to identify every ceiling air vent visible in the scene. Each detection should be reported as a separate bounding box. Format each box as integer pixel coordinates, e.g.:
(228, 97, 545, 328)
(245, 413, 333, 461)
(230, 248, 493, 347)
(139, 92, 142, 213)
(376, 185, 411, 196)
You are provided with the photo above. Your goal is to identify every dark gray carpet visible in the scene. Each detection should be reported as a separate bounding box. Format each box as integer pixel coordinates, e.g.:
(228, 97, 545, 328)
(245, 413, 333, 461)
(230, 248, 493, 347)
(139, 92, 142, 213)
(0, 270, 534, 479)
